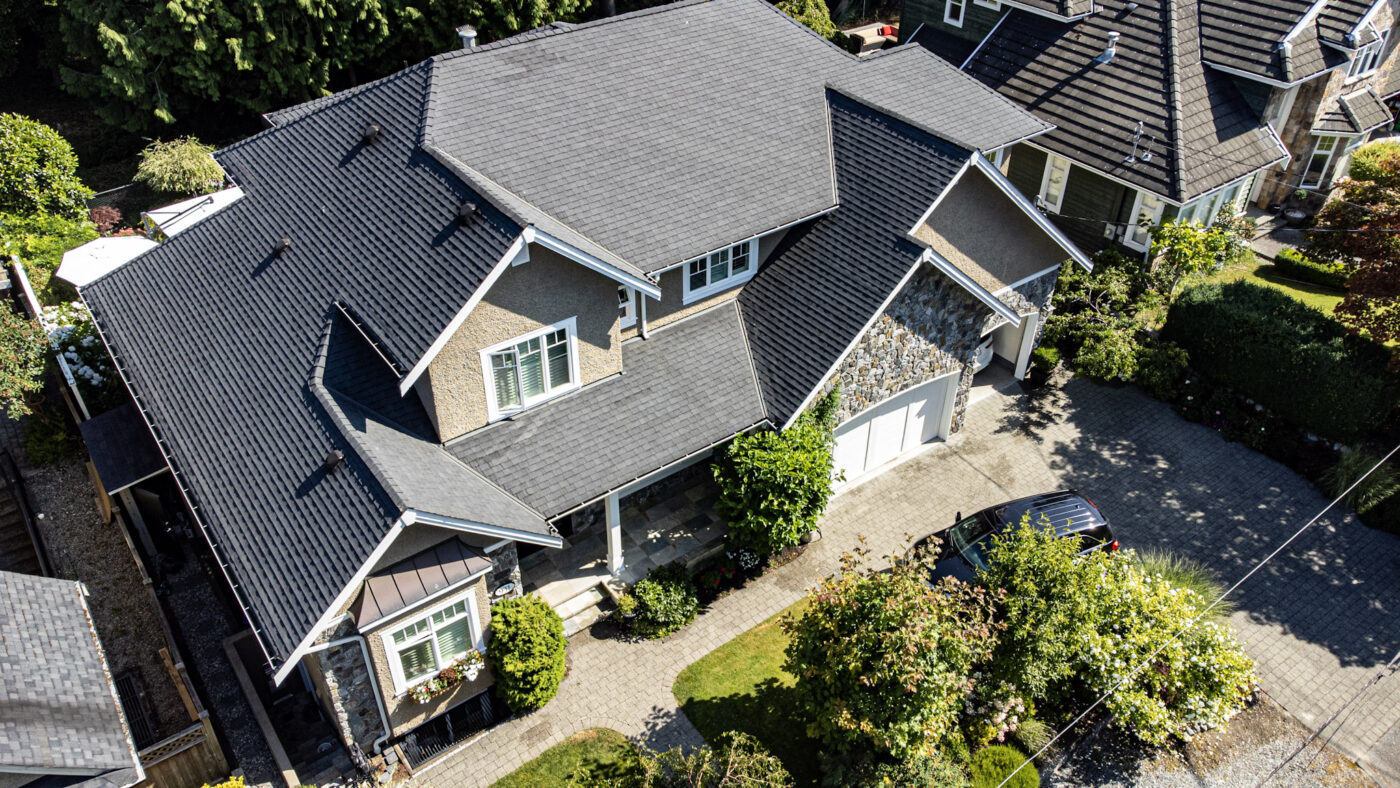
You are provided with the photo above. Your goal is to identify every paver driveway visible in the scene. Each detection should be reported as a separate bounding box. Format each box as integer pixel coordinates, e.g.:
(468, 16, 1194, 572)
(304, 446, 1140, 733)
(421, 378, 1400, 787)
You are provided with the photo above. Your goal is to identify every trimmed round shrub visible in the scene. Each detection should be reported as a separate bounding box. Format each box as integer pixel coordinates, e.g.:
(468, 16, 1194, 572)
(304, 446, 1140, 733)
(1348, 140, 1400, 188)
(0, 114, 91, 219)
(630, 562, 699, 639)
(1161, 281, 1399, 441)
(489, 594, 566, 714)
(135, 137, 225, 195)
(970, 745, 1039, 788)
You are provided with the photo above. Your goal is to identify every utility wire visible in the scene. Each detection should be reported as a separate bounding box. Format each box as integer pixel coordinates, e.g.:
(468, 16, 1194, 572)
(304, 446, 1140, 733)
(1252, 649, 1400, 786)
(993, 443, 1400, 788)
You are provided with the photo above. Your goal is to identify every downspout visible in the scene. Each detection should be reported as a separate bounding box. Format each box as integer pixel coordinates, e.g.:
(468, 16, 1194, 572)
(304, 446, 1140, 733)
(306, 630, 393, 754)
(639, 293, 650, 339)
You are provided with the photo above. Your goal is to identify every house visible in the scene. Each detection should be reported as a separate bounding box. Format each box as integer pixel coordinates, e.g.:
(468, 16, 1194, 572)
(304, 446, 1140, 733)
(0, 571, 145, 788)
(72, 0, 1088, 770)
(897, 0, 1400, 253)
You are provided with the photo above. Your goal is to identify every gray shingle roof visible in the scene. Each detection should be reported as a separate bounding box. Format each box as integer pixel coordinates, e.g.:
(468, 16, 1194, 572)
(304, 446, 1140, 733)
(82, 63, 522, 665)
(1198, 0, 1352, 83)
(1313, 86, 1394, 133)
(448, 301, 766, 517)
(963, 0, 1287, 203)
(1317, 0, 1379, 45)
(741, 91, 969, 426)
(76, 403, 165, 495)
(0, 572, 137, 777)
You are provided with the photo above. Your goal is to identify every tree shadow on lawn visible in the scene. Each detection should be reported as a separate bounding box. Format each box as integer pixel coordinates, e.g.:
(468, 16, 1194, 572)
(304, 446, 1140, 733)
(679, 678, 823, 787)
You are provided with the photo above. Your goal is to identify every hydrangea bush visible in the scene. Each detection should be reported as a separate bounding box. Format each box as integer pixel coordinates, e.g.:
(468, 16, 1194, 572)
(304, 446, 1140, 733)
(40, 302, 124, 414)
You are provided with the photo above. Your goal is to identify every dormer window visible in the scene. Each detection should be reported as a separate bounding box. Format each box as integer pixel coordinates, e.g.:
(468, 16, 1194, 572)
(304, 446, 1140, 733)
(482, 318, 579, 419)
(1348, 29, 1388, 78)
(618, 285, 637, 328)
(683, 240, 754, 304)
(944, 0, 966, 27)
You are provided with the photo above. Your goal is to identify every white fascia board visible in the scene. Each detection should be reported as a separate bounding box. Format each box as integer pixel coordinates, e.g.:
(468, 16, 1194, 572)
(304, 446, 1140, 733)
(907, 157, 974, 236)
(406, 509, 564, 548)
(272, 515, 410, 685)
(647, 206, 839, 276)
(1203, 59, 1330, 89)
(779, 258, 927, 431)
(971, 152, 1094, 271)
(960, 9, 1009, 69)
(993, 262, 1064, 295)
(524, 227, 661, 298)
(924, 246, 1024, 327)
(399, 234, 528, 395)
(1356, 1, 1386, 35)
(1284, 0, 1330, 45)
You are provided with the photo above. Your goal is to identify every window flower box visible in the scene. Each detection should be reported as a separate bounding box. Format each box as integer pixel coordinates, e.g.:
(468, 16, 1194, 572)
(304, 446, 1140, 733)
(408, 649, 485, 704)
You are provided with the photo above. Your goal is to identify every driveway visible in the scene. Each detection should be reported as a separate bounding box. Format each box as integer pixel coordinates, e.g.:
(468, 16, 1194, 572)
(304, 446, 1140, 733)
(425, 378, 1400, 787)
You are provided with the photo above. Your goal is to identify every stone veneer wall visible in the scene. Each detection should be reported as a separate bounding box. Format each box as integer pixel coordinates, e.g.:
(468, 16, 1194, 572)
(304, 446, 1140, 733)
(311, 618, 383, 752)
(486, 541, 523, 599)
(830, 266, 1060, 435)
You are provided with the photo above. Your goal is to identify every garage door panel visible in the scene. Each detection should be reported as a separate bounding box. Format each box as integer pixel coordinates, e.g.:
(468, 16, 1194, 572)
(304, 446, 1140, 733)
(832, 418, 870, 482)
(832, 373, 956, 483)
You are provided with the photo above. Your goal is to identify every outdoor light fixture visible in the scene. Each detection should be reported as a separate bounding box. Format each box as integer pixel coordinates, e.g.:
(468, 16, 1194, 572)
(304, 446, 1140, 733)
(324, 449, 345, 474)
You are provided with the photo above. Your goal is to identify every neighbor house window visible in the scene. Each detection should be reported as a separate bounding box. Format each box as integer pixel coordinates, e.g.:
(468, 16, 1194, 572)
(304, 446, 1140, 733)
(1302, 135, 1341, 188)
(382, 594, 481, 694)
(1125, 190, 1165, 250)
(1179, 178, 1247, 226)
(974, 0, 1000, 7)
(618, 285, 636, 328)
(483, 318, 579, 419)
(945, 0, 966, 27)
(1348, 29, 1388, 77)
(1038, 153, 1071, 213)
(683, 240, 754, 303)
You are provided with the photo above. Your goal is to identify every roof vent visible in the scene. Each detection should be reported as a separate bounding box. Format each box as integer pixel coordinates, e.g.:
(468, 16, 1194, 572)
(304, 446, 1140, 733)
(324, 449, 345, 474)
(361, 122, 381, 144)
(275, 237, 291, 255)
(456, 24, 477, 50)
(1124, 2, 1138, 12)
(1094, 31, 1120, 64)
(457, 200, 478, 225)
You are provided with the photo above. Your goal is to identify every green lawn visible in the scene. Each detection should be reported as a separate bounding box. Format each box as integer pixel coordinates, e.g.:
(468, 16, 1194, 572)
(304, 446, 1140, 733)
(672, 600, 820, 786)
(488, 728, 639, 788)
(1213, 256, 1345, 315)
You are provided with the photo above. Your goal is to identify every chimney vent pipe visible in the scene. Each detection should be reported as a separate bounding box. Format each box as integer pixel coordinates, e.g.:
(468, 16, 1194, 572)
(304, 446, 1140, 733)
(1094, 31, 1120, 63)
(456, 25, 477, 50)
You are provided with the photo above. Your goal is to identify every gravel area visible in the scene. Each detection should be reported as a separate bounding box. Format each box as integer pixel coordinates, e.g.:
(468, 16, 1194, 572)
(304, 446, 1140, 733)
(0, 413, 189, 744)
(1045, 694, 1377, 787)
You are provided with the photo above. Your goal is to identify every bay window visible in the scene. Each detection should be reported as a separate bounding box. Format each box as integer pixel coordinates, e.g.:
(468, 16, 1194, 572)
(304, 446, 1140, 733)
(1348, 30, 1388, 78)
(383, 595, 482, 694)
(483, 318, 579, 419)
(683, 240, 754, 303)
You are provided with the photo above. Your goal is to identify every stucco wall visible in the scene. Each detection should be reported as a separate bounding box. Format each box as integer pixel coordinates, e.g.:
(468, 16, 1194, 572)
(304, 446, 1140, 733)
(641, 230, 789, 333)
(422, 245, 622, 440)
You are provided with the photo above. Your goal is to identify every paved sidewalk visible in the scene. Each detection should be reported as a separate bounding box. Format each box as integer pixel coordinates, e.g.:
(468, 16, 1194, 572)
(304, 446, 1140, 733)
(422, 378, 1400, 787)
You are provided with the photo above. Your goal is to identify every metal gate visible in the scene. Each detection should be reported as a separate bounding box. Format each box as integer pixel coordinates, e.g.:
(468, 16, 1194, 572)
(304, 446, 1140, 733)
(398, 690, 509, 768)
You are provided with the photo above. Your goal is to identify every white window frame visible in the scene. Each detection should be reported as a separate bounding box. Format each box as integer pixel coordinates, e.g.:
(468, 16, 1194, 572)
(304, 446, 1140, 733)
(381, 590, 485, 696)
(618, 285, 636, 329)
(1124, 189, 1166, 251)
(989, 146, 1010, 171)
(973, 0, 1000, 7)
(1302, 135, 1342, 189)
(1038, 153, 1071, 213)
(481, 316, 581, 421)
(681, 239, 757, 304)
(944, 0, 966, 27)
(1348, 28, 1388, 78)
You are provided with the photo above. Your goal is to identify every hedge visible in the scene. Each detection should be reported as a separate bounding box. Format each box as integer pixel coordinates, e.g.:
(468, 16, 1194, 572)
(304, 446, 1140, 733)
(1160, 281, 1398, 441)
(1271, 248, 1349, 290)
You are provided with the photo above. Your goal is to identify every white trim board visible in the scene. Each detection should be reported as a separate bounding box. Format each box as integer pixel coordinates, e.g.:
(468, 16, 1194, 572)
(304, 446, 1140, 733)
(907, 157, 974, 237)
(406, 509, 564, 548)
(646, 206, 837, 276)
(960, 8, 1008, 69)
(524, 227, 660, 297)
(923, 247, 1023, 326)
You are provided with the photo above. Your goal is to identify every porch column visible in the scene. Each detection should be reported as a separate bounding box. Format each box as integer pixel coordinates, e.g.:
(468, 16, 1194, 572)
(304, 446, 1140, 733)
(606, 492, 624, 574)
(1014, 312, 1040, 381)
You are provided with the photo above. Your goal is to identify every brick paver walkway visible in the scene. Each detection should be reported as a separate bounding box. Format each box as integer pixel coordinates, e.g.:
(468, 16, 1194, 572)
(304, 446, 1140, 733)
(422, 378, 1400, 787)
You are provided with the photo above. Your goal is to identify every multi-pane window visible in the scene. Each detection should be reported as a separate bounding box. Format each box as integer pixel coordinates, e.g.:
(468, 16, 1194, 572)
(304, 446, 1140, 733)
(618, 285, 636, 328)
(1125, 190, 1165, 250)
(1302, 135, 1340, 189)
(684, 240, 753, 301)
(1039, 154, 1071, 213)
(485, 320, 576, 417)
(944, 0, 966, 27)
(1348, 30, 1388, 77)
(386, 597, 477, 691)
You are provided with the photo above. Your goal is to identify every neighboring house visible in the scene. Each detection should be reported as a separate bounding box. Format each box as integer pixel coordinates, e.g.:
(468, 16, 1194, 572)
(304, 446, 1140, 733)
(71, 0, 1087, 770)
(899, 0, 1399, 253)
(0, 571, 144, 788)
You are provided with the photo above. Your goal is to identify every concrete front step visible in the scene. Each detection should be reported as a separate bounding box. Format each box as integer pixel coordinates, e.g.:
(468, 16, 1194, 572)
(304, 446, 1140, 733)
(556, 584, 610, 637)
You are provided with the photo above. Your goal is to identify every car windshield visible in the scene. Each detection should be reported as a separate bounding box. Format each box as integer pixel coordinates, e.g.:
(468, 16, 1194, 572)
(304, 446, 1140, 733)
(946, 517, 992, 571)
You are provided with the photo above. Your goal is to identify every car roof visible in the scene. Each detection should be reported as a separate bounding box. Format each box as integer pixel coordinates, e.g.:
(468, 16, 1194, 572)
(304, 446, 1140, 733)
(985, 489, 1107, 536)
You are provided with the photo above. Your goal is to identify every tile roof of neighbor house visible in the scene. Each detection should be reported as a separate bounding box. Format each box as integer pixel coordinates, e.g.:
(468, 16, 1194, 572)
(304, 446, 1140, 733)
(906, 24, 978, 66)
(448, 301, 767, 517)
(1313, 86, 1395, 133)
(352, 537, 492, 627)
(80, 0, 1049, 670)
(1197, 0, 1363, 84)
(741, 91, 970, 425)
(962, 0, 1288, 203)
(0, 572, 139, 782)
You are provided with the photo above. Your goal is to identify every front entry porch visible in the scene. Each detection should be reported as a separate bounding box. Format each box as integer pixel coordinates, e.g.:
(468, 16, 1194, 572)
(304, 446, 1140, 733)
(519, 465, 726, 630)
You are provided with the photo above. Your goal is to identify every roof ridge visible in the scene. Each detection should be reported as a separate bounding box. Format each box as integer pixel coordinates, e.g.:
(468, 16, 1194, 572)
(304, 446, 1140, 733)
(823, 84, 978, 153)
(1164, 0, 1187, 201)
(730, 299, 772, 425)
(433, 0, 717, 60)
(890, 45, 1053, 142)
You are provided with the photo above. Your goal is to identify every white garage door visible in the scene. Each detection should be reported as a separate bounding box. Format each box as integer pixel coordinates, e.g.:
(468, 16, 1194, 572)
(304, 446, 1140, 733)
(832, 373, 956, 484)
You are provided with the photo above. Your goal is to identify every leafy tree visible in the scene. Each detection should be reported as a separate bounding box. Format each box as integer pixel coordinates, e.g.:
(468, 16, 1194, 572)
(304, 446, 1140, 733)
(782, 548, 1001, 760)
(135, 138, 225, 195)
(776, 0, 838, 38)
(1148, 215, 1251, 297)
(465, 0, 591, 43)
(1307, 146, 1400, 347)
(0, 302, 48, 420)
(489, 594, 567, 714)
(0, 114, 92, 220)
(714, 389, 839, 556)
(0, 212, 99, 304)
(1043, 254, 1149, 380)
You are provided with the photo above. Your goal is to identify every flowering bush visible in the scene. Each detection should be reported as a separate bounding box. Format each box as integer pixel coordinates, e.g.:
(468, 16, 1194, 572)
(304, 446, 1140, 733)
(40, 302, 124, 414)
(408, 649, 485, 704)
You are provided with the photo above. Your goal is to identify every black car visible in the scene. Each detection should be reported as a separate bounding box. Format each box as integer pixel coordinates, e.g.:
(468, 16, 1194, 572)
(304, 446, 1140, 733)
(911, 490, 1117, 583)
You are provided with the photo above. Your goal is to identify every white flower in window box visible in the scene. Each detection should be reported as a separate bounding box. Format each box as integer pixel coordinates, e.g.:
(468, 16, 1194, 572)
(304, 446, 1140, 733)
(407, 649, 486, 704)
